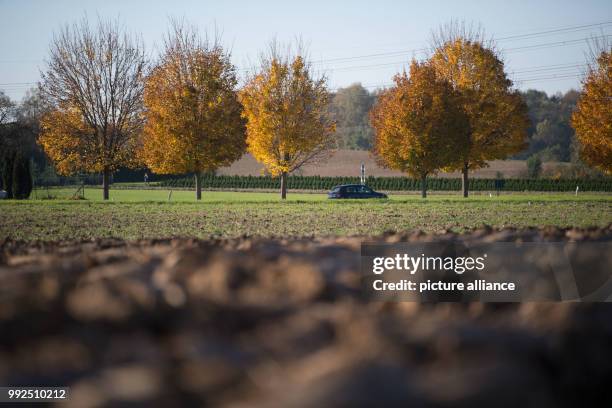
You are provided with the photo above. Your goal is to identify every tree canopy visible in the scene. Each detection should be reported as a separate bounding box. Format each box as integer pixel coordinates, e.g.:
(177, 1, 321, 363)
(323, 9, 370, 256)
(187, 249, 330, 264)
(572, 46, 612, 174)
(140, 21, 245, 199)
(429, 36, 529, 196)
(38, 17, 147, 199)
(239, 45, 335, 199)
(370, 61, 469, 197)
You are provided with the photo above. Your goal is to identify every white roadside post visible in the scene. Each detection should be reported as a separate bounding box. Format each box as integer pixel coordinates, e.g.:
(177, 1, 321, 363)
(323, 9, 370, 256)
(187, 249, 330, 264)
(360, 162, 365, 185)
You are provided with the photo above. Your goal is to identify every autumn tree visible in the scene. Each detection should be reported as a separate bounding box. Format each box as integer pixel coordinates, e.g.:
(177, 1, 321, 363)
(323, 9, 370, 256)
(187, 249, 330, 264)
(140, 21, 245, 200)
(239, 43, 335, 199)
(571, 38, 612, 174)
(371, 61, 469, 198)
(429, 22, 529, 197)
(39, 17, 147, 200)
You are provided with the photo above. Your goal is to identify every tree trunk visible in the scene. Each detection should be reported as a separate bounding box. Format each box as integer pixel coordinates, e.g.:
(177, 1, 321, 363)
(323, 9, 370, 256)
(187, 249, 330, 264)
(280, 172, 287, 200)
(421, 174, 427, 198)
(461, 162, 469, 198)
(102, 168, 110, 200)
(195, 172, 202, 200)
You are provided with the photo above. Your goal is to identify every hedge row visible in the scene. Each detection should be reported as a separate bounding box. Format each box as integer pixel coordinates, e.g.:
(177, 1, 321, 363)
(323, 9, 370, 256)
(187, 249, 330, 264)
(158, 175, 612, 192)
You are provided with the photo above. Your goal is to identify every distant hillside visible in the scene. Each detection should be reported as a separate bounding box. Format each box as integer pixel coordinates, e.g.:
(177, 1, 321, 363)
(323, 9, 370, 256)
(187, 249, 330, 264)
(217, 150, 567, 178)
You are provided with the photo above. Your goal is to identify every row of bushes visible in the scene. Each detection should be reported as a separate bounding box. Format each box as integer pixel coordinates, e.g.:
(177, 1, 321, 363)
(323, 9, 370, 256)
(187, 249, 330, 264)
(159, 175, 612, 192)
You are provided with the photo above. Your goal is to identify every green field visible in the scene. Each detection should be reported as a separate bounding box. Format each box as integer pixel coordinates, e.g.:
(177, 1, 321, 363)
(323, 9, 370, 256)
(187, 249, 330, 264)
(0, 188, 610, 241)
(27, 186, 612, 202)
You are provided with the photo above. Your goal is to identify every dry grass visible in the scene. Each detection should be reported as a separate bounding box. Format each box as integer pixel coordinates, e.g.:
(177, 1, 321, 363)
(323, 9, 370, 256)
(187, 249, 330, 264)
(217, 150, 567, 178)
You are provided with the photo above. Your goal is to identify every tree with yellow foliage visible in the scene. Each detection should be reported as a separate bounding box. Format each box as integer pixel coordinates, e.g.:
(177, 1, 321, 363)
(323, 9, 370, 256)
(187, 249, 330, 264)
(571, 40, 612, 174)
(239, 43, 335, 199)
(429, 22, 529, 197)
(39, 17, 146, 200)
(371, 61, 469, 198)
(140, 21, 245, 200)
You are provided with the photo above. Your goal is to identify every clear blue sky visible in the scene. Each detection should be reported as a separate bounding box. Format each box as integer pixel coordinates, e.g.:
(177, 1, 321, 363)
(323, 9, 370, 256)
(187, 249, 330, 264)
(1, 0, 610, 101)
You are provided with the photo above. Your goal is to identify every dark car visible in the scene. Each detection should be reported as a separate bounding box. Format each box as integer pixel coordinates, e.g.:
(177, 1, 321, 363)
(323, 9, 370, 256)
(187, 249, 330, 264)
(327, 184, 388, 199)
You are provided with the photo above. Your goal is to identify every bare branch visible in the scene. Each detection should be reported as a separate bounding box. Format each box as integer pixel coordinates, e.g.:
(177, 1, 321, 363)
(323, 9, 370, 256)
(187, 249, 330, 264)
(39, 15, 148, 172)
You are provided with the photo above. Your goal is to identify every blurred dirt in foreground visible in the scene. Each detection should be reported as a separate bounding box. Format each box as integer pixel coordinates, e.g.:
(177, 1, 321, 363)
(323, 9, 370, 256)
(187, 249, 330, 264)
(1, 226, 611, 407)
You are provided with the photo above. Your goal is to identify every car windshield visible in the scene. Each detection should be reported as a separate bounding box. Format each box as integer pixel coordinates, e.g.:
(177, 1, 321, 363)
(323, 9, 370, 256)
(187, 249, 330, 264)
(331, 186, 341, 193)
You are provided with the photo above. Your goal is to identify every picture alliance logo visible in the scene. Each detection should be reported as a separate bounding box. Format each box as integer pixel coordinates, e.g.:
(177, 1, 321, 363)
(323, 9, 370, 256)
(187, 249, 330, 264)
(372, 253, 488, 275)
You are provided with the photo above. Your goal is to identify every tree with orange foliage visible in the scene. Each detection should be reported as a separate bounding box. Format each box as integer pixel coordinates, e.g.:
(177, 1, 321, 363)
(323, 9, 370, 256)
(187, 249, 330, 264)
(429, 22, 529, 197)
(571, 41, 612, 174)
(371, 61, 469, 198)
(39, 17, 146, 200)
(140, 21, 245, 200)
(239, 43, 335, 199)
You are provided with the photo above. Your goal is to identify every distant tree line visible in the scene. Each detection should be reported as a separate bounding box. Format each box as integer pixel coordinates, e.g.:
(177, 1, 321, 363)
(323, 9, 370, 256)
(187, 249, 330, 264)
(330, 84, 377, 149)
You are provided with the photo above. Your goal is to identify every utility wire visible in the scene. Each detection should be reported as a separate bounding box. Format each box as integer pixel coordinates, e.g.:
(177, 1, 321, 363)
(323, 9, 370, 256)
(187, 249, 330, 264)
(2, 22, 609, 94)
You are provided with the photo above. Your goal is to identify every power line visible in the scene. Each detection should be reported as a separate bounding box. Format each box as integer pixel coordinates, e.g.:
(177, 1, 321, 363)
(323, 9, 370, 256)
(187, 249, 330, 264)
(2, 20, 610, 68)
(325, 60, 587, 75)
(0, 61, 588, 90)
(515, 73, 583, 82)
(504, 34, 611, 53)
(495, 21, 612, 41)
(0, 81, 37, 85)
(509, 62, 585, 74)
(333, 71, 585, 91)
(3, 23, 608, 95)
(310, 24, 611, 66)
(324, 20, 612, 54)
(0, 60, 588, 88)
(0, 71, 586, 95)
